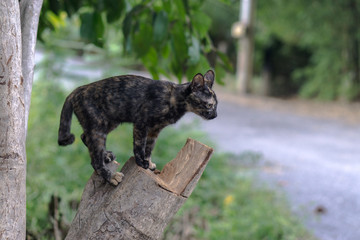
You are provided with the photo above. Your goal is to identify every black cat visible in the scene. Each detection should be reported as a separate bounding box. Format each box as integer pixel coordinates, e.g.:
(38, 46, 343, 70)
(58, 70, 218, 185)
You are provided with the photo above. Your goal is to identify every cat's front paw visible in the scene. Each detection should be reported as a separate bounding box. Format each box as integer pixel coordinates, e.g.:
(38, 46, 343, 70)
(109, 172, 124, 186)
(146, 158, 157, 171)
(149, 161, 156, 171)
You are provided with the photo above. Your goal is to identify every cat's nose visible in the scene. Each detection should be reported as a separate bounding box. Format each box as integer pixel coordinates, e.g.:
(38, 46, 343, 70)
(212, 111, 217, 119)
(207, 111, 217, 120)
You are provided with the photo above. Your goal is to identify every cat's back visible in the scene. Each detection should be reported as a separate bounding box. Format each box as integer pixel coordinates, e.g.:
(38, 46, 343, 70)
(68, 74, 180, 123)
(71, 75, 155, 99)
(70, 74, 175, 110)
(102, 75, 175, 98)
(98, 74, 174, 92)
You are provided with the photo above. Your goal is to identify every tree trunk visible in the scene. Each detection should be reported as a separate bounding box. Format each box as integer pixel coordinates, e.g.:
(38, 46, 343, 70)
(349, 0, 360, 91)
(65, 138, 213, 240)
(236, 0, 256, 94)
(0, 0, 42, 238)
(20, 0, 43, 132)
(0, 1, 26, 239)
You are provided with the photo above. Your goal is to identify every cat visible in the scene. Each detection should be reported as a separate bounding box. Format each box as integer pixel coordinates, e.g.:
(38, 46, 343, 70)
(58, 70, 218, 186)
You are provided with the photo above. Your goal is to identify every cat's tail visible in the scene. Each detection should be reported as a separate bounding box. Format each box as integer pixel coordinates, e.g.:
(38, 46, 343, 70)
(58, 94, 75, 146)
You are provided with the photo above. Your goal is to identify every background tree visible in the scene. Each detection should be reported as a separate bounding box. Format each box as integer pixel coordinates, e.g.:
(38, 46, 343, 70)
(256, 0, 360, 100)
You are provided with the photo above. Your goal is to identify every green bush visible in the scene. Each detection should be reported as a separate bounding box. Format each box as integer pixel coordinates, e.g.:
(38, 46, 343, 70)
(256, 0, 360, 100)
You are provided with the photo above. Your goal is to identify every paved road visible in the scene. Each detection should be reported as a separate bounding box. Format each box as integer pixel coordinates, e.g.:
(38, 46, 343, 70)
(197, 94, 360, 240)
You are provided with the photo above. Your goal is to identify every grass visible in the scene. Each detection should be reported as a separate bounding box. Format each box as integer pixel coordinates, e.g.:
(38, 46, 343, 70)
(26, 80, 314, 239)
(164, 151, 314, 240)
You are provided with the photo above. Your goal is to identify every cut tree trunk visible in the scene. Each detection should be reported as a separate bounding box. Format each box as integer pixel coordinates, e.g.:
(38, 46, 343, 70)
(65, 138, 213, 240)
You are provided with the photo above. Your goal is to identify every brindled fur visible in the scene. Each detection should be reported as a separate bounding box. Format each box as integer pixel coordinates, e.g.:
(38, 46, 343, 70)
(58, 70, 218, 185)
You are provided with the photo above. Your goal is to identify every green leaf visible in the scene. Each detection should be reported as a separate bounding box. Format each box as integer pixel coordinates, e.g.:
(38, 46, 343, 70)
(173, 0, 187, 20)
(94, 12, 105, 43)
(104, 0, 125, 23)
(162, 0, 172, 14)
(48, 0, 61, 14)
(170, 21, 188, 65)
(63, 0, 82, 16)
(142, 47, 159, 79)
(188, 36, 200, 65)
(171, 59, 183, 83)
(143, 46, 158, 65)
(216, 50, 233, 71)
(161, 42, 171, 59)
(122, 4, 145, 53)
(153, 11, 169, 44)
(122, 11, 132, 36)
(46, 11, 66, 30)
(214, 64, 226, 85)
(80, 12, 92, 38)
(80, 11, 105, 47)
(203, 34, 213, 53)
(133, 23, 153, 57)
(191, 10, 212, 38)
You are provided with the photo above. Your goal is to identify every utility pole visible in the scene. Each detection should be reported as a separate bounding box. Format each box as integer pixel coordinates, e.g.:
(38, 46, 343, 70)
(235, 0, 256, 94)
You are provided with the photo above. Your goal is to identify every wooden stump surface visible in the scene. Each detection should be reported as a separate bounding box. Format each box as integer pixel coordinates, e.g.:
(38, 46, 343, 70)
(65, 138, 213, 240)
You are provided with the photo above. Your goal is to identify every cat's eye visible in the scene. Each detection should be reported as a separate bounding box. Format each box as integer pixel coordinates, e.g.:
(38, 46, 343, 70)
(205, 103, 213, 109)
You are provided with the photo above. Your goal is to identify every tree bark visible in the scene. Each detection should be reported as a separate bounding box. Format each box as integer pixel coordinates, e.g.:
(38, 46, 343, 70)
(65, 138, 213, 240)
(0, 0, 42, 238)
(0, 1, 26, 239)
(236, 0, 256, 94)
(20, 0, 43, 132)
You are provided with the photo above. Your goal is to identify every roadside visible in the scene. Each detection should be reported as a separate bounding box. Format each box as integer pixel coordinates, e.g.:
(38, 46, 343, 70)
(198, 88, 360, 240)
(216, 87, 360, 125)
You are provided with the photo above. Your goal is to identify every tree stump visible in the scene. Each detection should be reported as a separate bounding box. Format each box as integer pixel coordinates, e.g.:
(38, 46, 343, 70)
(65, 138, 213, 240)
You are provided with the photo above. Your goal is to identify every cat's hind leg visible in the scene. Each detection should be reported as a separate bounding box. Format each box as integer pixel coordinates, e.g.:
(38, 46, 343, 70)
(83, 133, 115, 163)
(133, 124, 149, 169)
(86, 130, 122, 186)
(81, 133, 88, 146)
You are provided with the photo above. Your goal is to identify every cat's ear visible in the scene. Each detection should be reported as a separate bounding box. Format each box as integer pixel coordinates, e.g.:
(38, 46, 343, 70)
(204, 70, 215, 88)
(190, 73, 205, 91)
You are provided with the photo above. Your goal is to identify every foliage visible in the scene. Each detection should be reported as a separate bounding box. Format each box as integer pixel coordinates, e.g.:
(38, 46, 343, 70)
(37, 0, 360, 100)
(256, 0, 360, 100)
(38, 0, 233, 83)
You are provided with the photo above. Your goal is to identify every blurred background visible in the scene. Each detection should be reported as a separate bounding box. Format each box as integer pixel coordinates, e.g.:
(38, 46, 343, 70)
(27, 0, 360, 239)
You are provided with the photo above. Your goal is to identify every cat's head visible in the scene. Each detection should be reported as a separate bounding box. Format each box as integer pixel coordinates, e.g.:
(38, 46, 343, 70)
(186, 70, 218, 120)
